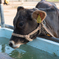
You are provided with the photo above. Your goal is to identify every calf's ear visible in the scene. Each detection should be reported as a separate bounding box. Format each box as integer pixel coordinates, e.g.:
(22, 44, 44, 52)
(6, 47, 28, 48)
(32, 10, 47, 23)
(17, 6, 24, 11)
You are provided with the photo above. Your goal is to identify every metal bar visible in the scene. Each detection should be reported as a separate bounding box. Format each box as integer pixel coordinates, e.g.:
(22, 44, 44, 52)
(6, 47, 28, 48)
(0, 0, 5, 28)
(0, 24, 14, 29)
(0, 0, 1, 25)
(5, 24, 14, 29)
(0, 0, 2, 4)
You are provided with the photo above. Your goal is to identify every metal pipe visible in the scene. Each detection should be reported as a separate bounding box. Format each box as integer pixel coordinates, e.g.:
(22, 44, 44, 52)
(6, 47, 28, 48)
(0, 24, 14, 29)
(0, 0, 1, 4)
(5, 24, 14, 29)
(0, 0, 5, 28)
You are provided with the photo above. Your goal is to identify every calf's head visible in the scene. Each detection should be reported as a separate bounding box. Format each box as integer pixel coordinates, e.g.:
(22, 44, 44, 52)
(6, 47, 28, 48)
(9, 6, 46, 48)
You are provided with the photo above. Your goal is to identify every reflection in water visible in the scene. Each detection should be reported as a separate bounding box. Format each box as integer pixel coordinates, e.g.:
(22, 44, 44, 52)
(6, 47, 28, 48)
(1, 44, 5, 53)
(10, 50, 22, 59)
(0, 37, 59, 59)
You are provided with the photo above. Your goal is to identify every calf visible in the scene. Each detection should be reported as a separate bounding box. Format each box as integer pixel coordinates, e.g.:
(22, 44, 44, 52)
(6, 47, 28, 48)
(9, 7, 46, 48)
(9, 0, 59, 48)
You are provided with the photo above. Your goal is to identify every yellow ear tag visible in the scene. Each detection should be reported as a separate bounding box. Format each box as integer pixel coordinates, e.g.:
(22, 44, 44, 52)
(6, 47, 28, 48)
(37, 14, 41, 23)
(47, 34, 51, 36)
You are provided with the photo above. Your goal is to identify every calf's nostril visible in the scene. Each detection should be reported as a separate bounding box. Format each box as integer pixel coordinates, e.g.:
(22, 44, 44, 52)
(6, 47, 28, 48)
(9, 43, 13, 47)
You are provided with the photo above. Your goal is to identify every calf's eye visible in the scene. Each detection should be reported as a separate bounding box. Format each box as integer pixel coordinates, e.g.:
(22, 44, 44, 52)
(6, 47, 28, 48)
(18, 21, 24, 28)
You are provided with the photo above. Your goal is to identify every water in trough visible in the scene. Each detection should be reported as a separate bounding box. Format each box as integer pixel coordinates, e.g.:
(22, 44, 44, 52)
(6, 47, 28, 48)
(0, 37, 59, 59)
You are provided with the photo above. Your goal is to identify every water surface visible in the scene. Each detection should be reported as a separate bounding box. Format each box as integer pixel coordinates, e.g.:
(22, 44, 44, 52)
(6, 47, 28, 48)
(0, 37, 59, 59)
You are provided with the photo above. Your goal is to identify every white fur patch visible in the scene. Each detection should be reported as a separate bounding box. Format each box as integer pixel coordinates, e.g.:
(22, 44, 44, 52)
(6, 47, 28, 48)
(9, 41, 22, 48)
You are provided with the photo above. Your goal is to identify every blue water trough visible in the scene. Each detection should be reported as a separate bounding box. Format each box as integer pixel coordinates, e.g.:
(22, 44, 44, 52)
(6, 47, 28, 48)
(0, 28, 59, 56)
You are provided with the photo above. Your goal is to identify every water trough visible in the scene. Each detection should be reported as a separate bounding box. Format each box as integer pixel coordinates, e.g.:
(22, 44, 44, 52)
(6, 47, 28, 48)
(0, 28, 59, 56)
